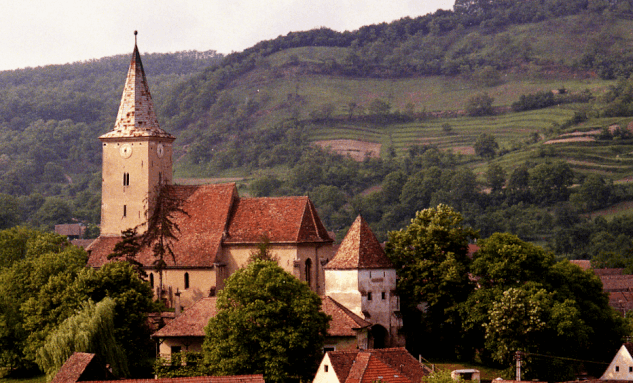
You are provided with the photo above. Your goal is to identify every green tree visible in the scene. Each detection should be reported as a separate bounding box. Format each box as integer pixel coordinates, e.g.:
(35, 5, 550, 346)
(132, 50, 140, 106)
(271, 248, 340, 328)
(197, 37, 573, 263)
(202, 260, 329, 383)
(385, 204, 478, 358)
(486, 163, 506, 192)
(36, 298, 128, 380)
(529, 161, 574, 205)
(465, 92, 494, 116)
(474, 133, 499, 159)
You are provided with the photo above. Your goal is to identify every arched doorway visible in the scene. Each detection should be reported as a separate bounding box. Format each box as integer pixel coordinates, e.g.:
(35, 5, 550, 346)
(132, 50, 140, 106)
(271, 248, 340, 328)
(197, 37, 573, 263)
(371, 324, 388, 349)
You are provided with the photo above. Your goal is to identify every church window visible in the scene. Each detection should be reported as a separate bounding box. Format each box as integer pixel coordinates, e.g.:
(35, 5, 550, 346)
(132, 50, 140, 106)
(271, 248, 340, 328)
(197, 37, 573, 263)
(305, 259, 312, 287)
(184, 272, 190, 289)
(149, 273, 154, 289)
(382, 292, 386, 300)
(123, 172, 130, 186)
(123, 205, 127, 217)
(368, 292, 372, 301)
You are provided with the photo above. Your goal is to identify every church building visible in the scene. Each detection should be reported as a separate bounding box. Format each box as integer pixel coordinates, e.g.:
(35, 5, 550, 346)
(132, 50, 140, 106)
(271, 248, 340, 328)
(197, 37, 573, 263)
(87, 35, 403, 349)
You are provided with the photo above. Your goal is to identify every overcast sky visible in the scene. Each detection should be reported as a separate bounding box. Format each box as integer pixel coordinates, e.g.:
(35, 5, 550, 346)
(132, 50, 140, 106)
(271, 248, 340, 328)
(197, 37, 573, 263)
(0, 0, 454, 71)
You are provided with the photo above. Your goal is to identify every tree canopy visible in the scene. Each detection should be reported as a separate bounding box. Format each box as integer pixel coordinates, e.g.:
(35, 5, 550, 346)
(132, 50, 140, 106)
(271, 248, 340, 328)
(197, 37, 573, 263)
(202, 260, 329, 383)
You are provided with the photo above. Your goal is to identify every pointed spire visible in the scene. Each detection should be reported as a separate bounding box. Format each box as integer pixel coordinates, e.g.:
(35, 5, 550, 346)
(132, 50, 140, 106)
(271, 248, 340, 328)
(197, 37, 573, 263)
(325, 215, 393, 270)
(100, 32, 174, 139)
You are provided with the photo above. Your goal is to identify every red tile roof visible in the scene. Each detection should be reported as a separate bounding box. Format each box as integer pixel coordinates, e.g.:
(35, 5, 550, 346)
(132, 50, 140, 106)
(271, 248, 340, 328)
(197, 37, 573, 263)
(88, 184, 236, 268)
(600, 274, 633, 292)
(322, 296, 371, 337)
(51, 353, 115, 383)
(325, 215, 392, 270)
(224, 196, 331, 244)
(82, 376, 264, 383)
(153, 298, 217, 338)
(327, 348, 429, 383)
(87, 184, 332, 268)
(569, 260, 591, 271)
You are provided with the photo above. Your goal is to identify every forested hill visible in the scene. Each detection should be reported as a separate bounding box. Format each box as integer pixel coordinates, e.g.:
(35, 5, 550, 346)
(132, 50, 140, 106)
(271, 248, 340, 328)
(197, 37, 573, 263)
(5, 0, 633, 266)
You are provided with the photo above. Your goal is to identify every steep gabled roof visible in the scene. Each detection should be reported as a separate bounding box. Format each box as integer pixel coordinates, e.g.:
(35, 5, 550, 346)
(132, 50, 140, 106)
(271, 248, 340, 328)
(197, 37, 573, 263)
(51, 353, 115, 383)
(327, 348, 428, 383)
(224, 196, 332, 244)
(87, 184, 237, 268)
(322, 296, 371, 336)
(100, 40, 173, 140)
(153, 298, 217, 338)
(325, 215, 392, 270)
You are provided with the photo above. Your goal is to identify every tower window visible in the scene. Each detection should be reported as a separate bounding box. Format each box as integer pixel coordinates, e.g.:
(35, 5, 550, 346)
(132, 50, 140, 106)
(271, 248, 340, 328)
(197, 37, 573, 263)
(149, 273, 154, 289)
(123, 172, 130, 186)
(184, 272, 190, 289)
(382, 292, 386, 300)
(123, 205, 127, 217)
(305, 259, 312, 287)
(368, 292, 372, 301)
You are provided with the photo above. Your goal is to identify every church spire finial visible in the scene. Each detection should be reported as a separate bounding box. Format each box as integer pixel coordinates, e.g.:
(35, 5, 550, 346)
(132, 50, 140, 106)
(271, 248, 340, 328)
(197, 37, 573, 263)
(134, 30, 138, 46)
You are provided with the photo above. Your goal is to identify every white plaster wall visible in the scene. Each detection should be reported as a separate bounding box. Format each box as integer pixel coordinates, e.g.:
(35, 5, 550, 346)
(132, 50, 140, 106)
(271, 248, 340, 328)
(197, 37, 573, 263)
(359, 269, 397, 329)
(601, 346, 633, 380)
(313, 354, 340, 383)
(324, 269, 362, 316)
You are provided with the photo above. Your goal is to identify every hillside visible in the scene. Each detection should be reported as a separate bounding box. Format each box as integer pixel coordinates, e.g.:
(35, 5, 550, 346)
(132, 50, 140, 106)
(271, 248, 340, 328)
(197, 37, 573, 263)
(3, 1, 633, 263)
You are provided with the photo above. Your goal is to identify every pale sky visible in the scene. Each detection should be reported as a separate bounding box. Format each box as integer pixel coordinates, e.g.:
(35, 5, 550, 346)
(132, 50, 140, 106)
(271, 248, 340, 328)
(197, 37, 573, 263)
(0, 0, 454, 71)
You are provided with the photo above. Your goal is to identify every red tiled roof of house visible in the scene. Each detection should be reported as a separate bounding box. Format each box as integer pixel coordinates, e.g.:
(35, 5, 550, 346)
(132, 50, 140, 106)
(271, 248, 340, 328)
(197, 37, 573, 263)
(87, 185, 332, 268)
(327, 348, 429, 383)
(599, 274, 633, 292)
(322, 296, 371, 336)
(153, 298, 217, 338)
(569, 260, 591, 271)
(56, 224, 85, 237)
(87, 184, 236, 268)
(325, 215, 392, 270)
(224, 196, 332, 244)
(594, 268, 625, 276)
(51, 352, 115, 383)
(82, 376, 265, 383)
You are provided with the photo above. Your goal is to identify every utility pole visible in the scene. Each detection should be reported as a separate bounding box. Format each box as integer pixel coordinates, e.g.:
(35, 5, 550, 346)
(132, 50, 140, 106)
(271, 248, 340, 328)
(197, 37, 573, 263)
(515, 351, 522, 382)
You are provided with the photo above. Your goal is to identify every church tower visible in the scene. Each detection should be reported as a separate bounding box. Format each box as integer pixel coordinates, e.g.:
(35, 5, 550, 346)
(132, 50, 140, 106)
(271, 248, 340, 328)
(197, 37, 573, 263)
(99, 33, 175, 236)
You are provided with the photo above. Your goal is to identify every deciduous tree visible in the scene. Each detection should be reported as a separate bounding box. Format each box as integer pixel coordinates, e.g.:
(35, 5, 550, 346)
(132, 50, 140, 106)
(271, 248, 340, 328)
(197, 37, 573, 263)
(202, 260, 329, 383)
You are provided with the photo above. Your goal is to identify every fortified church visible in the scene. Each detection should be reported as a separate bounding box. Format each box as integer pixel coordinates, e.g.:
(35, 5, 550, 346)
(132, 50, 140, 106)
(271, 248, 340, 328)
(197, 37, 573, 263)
(86, 36, 404, 351)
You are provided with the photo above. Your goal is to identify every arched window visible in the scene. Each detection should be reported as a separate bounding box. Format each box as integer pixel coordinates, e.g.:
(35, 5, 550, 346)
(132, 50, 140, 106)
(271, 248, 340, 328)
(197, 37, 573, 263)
(305, 259, 312, 287)
(184, 272, 190, 289)
(149, 273, 154, 289)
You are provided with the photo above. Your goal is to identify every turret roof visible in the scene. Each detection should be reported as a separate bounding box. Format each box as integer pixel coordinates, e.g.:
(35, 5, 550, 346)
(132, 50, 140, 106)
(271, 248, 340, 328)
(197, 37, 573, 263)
(100, 36, 174, 140)
(325, 215, 393, 270)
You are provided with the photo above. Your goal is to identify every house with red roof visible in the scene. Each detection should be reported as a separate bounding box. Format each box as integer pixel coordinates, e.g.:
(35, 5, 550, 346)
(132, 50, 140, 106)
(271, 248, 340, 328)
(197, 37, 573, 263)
(51, 352, 264, 383)
(324, 216, 404, 348)
(151, 295, 372, 359)
(312, 348, 430, 383)
(86, 37, 333, 309)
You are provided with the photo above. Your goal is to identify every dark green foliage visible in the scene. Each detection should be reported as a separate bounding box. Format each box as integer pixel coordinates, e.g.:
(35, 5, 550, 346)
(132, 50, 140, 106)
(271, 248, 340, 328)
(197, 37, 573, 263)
(464, 233, 626, 380)
(154, 352, 204, 378)
(202, 260, 329, 383)
(474, 133, 499, 159)
(386, 205, 478, 358)
(0, 228, 156, 377)
(466, 93, 495, 117)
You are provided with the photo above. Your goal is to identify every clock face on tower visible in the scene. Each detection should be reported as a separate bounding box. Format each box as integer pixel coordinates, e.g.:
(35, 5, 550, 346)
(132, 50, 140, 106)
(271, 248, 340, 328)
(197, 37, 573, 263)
(119, 144, 133, 158)
(157, 143, 164, 158)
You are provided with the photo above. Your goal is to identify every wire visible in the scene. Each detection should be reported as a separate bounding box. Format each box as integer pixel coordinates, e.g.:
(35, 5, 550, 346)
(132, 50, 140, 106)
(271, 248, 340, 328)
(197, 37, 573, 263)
(520, 351, 609, 365)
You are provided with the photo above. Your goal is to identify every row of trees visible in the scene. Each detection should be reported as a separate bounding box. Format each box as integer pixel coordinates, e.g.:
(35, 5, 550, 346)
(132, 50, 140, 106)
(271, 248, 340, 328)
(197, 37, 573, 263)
(387, 205, 628, 381)
(0, 227, 157, 377)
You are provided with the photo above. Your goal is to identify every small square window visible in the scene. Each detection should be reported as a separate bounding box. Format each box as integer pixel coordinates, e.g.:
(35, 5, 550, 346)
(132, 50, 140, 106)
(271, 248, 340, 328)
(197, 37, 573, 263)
(325, 365, 329, 372)
(629, 366, 632, 373)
